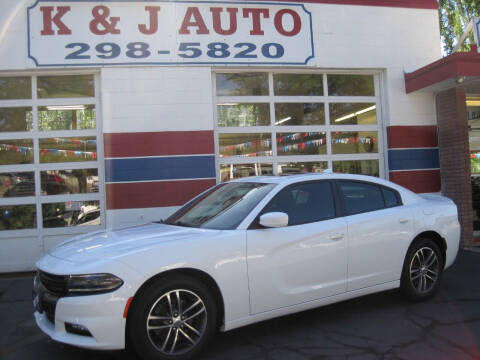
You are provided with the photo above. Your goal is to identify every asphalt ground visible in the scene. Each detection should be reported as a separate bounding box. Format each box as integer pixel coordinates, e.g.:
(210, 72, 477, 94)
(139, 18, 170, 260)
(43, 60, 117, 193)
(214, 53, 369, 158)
(1, 250, 479, 360)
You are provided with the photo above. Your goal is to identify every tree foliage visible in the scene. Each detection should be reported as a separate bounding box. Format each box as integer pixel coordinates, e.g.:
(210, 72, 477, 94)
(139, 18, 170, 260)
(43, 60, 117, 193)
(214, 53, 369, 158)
(439, 0, 480, 54)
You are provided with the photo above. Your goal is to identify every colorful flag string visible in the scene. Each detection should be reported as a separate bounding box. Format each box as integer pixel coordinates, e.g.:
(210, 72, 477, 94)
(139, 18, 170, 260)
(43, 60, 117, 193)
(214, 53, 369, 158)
(0, 143, 97, 160)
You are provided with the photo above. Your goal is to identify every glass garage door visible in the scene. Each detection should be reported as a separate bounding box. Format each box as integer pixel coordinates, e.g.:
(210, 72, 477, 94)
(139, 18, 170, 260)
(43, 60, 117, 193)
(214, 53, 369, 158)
(214, 71, 384, 182)
(0, 74, 104, 271)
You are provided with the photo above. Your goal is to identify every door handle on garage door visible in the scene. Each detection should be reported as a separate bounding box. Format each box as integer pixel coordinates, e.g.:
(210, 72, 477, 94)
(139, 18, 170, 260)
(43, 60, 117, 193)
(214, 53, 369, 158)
(398, 218, 409, 224)
(329, 233, 345, 241)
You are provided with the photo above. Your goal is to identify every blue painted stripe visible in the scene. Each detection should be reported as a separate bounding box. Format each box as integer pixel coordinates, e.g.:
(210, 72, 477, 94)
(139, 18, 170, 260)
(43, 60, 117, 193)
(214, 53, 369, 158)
(388, 148, 439, 171)
(105, 156, 215, 183)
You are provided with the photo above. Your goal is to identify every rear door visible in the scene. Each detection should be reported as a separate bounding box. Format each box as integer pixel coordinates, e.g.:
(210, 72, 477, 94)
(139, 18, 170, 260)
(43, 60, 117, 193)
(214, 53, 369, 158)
(336, 180, 414, 291)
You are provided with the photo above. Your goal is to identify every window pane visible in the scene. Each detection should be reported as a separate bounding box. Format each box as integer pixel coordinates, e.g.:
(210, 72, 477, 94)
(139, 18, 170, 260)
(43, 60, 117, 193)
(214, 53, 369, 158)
(0, 205, 36, 230)
(273, 74, 323, 96)
(0, 107, 33, 132)
(263, 182, 335, 225)
(38, 105, 96, 131)
(331, 131, 378, 154)
(41, 169, 98, 195)
(219, 133, 272, 158)
(39, 137, 97, 163)
(43, 201, 100, 228)
(166, 182, 275, 230)
(333, 160, 379, 177)
(220, 163, 272, 182)
(277, 132, 326, 155)
(216, 73, 268, 96)
(217, 104, 269, 127)
(339, 181, 384, 215)
(0, 139, 34, 164)
(278, 162, 328, 175)
(383, 187, 399, 207)
(0, 172, 35, 197)
(275, 103, 325, 126)
(37, 75, 95, 98)
(330, 103, 376, 125)
(328, 75, 374, 96)
(0, 77, 31, 100)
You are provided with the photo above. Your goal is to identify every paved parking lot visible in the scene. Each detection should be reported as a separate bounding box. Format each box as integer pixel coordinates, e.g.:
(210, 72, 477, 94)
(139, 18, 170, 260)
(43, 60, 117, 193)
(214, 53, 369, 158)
(1, 250, 479, 360)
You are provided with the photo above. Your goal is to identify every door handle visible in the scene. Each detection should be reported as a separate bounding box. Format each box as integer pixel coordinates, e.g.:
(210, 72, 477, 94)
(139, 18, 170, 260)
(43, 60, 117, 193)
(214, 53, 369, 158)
(329, 233, 345, 241)
(398, 218, 409, 224)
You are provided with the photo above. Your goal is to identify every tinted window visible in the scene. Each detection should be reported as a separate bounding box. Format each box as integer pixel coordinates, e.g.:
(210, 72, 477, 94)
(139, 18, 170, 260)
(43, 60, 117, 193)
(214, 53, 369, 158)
(263, 182, 335, 226)
(339, 181, 384, 215)
(382, 187, 400, 207)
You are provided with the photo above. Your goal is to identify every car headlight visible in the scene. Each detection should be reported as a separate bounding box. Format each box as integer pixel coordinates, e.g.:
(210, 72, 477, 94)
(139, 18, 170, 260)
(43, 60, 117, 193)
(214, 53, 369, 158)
(67, 273, 123, 295)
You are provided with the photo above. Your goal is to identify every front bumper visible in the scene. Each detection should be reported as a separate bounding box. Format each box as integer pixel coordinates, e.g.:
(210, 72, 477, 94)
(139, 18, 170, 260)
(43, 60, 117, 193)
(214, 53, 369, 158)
(34, 289, 128, 350)
(33, 255, 143, 350)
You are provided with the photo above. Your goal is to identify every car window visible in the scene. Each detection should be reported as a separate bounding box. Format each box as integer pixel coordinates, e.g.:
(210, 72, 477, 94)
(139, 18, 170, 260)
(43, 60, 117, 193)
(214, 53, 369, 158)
(339, 181, 385, 215)
(262, 181, 335, 226)
(165, 182, 276, 230)
(382, 187, 400, 207)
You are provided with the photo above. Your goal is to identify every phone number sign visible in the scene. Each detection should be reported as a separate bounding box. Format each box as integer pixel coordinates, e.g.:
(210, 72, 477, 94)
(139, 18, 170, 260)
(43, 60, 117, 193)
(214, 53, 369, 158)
(27, 1, 314, 67)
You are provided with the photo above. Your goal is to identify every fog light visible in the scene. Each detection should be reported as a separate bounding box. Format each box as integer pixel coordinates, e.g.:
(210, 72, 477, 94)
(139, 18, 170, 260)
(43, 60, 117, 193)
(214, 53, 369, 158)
(65, 322, 92, 337)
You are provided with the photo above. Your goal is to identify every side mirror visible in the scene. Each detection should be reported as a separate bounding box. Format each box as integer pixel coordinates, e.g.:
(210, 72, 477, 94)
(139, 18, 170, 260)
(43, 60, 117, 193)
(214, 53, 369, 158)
(259, 212, 289, 228)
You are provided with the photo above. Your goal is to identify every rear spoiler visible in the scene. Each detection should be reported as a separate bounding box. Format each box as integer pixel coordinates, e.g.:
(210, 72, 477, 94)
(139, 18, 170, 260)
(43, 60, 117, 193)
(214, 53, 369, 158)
(418, 194, 455, 204)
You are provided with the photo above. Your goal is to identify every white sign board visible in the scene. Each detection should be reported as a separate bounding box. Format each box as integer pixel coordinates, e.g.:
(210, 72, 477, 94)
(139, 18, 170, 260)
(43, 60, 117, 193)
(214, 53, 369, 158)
(27, 1, 315, 66)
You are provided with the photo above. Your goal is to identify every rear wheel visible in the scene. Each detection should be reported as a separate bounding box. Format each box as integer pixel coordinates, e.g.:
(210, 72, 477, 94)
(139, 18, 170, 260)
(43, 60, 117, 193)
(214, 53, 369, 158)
(400, 238, 443, 301)
(127, 275, 217, 360)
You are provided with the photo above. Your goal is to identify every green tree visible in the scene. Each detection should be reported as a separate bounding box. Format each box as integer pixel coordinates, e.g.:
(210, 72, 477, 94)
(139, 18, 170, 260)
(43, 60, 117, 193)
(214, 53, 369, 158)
(439, 0, 480, 54)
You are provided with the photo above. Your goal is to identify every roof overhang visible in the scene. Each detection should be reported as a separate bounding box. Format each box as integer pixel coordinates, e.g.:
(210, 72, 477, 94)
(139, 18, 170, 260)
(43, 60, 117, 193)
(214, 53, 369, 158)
(405, 46, 480, 94)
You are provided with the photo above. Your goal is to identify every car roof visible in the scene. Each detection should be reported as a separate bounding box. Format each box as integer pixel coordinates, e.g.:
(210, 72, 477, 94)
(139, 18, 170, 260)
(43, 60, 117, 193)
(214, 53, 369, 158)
(230, 172, 421, 204)
(231, 172, 378, 184)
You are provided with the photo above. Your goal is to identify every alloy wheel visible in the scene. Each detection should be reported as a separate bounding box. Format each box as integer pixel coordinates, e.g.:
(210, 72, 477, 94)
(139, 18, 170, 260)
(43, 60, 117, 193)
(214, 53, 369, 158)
(146, 289, 207, 355)
(409, 247, 439, 294)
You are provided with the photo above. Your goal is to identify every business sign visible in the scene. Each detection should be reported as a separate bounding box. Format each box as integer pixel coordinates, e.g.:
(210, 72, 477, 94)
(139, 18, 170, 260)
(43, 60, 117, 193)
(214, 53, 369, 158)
(27, 1, 314, 67)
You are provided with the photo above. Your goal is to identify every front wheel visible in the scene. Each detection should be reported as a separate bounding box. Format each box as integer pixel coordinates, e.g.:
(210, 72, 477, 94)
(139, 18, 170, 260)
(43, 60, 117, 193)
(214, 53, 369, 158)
(400, 239, 443, 301)
(127, 275, 217, 360)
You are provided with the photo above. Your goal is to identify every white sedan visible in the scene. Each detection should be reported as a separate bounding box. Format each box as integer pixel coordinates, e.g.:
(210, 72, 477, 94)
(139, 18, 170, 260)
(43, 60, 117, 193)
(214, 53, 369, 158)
(33, 173, 460, 360)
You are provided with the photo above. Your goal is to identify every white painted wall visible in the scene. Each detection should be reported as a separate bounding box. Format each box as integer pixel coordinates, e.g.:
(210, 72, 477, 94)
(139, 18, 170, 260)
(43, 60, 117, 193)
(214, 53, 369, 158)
(0, 1, 32, 70)
(101, 67, 214, 133)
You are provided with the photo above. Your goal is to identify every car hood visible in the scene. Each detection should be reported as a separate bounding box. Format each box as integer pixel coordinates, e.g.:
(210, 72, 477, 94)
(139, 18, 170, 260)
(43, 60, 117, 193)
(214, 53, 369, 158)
(49, 223, 211, 264)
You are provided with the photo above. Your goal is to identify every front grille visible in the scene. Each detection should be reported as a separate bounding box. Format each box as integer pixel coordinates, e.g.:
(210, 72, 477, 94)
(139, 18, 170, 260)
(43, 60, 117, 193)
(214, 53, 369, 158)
(39, 271, 68, 296)
(42, 295, 56, 323)
(37, 271, 67, 324)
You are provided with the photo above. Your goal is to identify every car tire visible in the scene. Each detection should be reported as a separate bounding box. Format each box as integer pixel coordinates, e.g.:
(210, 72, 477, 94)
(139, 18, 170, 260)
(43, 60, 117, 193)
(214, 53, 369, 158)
(400, 238, 443, 301)
(127, 274, 218, 360)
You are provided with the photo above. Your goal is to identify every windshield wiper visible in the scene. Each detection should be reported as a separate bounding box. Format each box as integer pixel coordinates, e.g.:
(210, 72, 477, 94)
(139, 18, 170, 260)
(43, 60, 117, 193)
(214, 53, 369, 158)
(174, 221, 193, 228)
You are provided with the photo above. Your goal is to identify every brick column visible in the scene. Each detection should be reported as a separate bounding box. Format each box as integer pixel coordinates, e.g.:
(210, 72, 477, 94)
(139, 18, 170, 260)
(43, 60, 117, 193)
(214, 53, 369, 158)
(436, 87, 473, 248)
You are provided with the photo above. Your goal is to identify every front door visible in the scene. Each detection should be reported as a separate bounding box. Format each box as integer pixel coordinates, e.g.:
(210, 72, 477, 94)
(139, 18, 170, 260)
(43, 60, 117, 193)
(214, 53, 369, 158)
(246, 181, 348, 314)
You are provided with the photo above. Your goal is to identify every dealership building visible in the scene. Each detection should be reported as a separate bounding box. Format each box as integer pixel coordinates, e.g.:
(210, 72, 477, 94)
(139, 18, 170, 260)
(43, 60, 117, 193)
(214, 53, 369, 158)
(0, 0, 478, 272)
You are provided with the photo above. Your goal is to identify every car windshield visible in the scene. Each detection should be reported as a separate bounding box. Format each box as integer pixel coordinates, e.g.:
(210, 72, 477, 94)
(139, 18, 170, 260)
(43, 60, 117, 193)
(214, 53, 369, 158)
(164, 182, 276, 230)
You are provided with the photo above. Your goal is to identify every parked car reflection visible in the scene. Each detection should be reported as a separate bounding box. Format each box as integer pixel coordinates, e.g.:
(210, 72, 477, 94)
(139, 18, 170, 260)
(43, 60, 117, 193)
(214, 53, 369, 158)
(43, 202, 100, 228)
